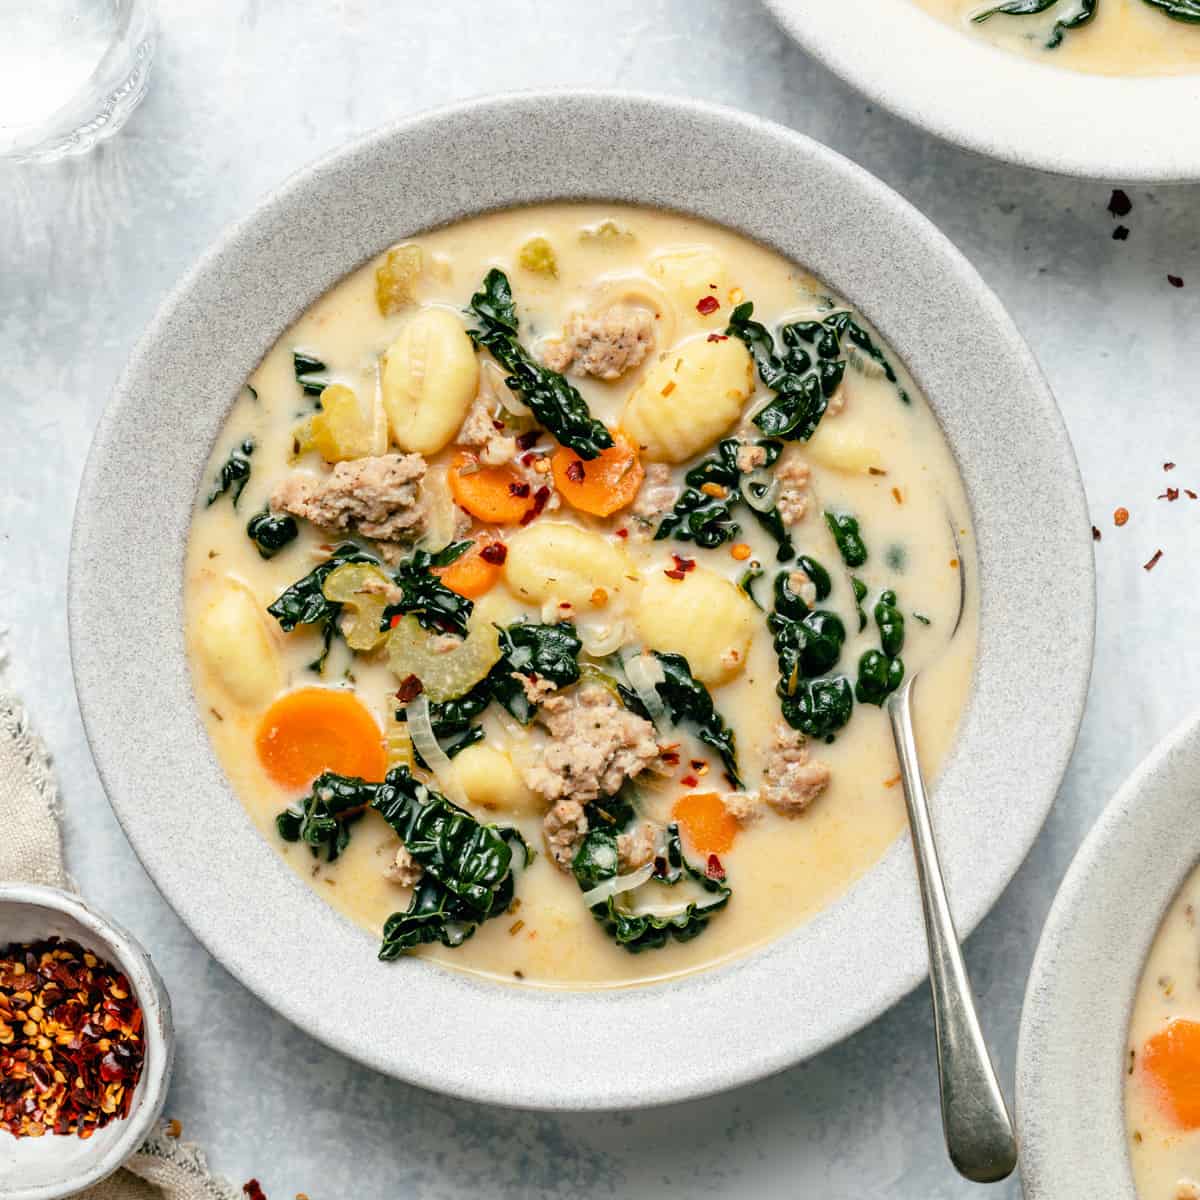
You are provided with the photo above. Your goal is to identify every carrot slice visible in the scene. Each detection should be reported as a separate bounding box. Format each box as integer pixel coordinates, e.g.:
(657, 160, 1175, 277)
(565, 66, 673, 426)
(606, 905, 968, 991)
(435, 535, 505, 599)
(671, 792, 737, 855)
(1142, 1019, 1200, 1129)
(551, 429, 644, 517)
(256, 687, 387, 790)
(448, 451, 535, 524)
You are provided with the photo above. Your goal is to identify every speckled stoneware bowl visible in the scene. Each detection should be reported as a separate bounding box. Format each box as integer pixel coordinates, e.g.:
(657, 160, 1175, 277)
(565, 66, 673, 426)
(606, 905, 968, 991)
(1017, 710, 1200, 1196)
(0, 884, 173, 1200)
(763, 0, 1200, 181)
(69, 91, 1094, 1110)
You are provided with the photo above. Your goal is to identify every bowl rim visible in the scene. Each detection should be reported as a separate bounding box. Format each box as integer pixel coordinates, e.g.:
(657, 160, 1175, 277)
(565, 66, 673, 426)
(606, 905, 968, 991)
(762, 0, 1200, 182)
(1016, 707, 1200, 1197)
(68, 88, 1094, 1110)
(0, 883, 174, 1200)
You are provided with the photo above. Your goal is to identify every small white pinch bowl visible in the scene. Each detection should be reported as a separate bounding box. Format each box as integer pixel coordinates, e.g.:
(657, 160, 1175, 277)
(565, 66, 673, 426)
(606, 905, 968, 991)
(1017, 708, 1200, 1196)
(763, 0, 1200, 182)
(0, 884, 174, 1200)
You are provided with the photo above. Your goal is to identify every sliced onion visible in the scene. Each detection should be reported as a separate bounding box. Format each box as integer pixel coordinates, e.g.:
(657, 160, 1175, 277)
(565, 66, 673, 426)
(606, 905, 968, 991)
(577, 619, 631, 659)
(405, 693, 468, 807)
(846, 345, 885, 379)
(416, 466, 458, 553)
(623, 652, 668, 732)
(740, 468, 781, 513)
(581, 861, 655, 908)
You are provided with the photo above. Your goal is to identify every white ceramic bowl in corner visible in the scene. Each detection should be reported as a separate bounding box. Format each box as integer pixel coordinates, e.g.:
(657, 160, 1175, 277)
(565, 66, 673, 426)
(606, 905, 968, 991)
(69, 90, 1094, 1110)
(763, 0, 1200, 181)
(1017, 709, 1200, 1196)
(0, 884, 173, 1200)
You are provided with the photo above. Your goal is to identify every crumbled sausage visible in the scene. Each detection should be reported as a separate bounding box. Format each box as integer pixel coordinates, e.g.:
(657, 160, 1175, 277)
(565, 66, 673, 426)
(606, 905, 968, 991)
(629, 462, 678, 541)
(543, 799, 589, 870)
(383, 845, 423, 887)
(774, 455, 811, 526)
(270, 453, 427, 542)
(524, 685, 661, 811)
(541, 305, 655, 381)
(722, 791, 765, 824)
(735, 442, 768, 473)
(458, 400, 517, 466)
(617, 822, 661, 871)
(514, 671, 557, 707)
(762, 721, 831, 815)
(787, 568, 817, 609)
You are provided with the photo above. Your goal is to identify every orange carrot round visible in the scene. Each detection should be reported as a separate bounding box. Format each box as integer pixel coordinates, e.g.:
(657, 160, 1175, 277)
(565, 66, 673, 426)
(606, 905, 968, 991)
(256, 687, 387, 790)
(448, 452, 535, 524)
(435, 535, 505, 599)
(551, 429, 644, 517)
(1142, 1019, 1200, 1129)
(671, 792, 737, 855)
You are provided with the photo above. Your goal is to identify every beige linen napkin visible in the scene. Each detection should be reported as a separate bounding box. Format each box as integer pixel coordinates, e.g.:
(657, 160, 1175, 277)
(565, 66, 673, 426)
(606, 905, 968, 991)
(0, 691, 240, 1200)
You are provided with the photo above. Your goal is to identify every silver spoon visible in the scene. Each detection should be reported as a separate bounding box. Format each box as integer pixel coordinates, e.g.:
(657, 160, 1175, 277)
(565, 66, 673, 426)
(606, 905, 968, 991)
(885, 538, 1018, 1183)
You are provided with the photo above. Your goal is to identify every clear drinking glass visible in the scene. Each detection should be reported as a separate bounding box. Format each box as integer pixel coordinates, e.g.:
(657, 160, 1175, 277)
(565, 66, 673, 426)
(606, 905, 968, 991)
(0, 0, 156, 162)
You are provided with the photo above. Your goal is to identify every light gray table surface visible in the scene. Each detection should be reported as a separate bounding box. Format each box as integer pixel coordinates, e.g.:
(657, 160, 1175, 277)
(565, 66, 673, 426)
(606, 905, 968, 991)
(3, 2, 1198, 1196)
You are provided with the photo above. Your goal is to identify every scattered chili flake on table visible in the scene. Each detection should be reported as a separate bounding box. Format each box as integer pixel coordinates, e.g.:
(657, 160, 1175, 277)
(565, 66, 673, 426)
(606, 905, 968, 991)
(1165, 462, 1176, 472)
(0, 938, 145, 1140)
(1108, 189, 1133, 217)
(1092, 525, 1102, 542)
(1159, 488, 1180, 502)
(243, 1181, 267, 1200)
(1114, 507, 1130, 527)
(1144, 549, 1164, 572)
(1169, 275, 1185, 289)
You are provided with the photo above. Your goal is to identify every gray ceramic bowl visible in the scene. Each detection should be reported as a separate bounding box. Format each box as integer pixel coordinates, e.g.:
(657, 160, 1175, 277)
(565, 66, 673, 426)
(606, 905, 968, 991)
(763, 0, 1200, 181)
(0, 884, 174, 1200)
(1017, 709, 1200, 1196)
(69, 91, 1093, 1109)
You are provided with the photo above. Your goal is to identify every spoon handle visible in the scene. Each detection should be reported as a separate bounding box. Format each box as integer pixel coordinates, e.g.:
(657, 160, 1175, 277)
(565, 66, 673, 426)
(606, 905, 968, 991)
(887, 681, 1018, 1183)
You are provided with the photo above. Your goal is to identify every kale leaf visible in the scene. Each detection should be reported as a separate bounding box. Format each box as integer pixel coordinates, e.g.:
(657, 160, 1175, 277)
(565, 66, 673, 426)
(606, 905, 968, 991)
(825, 511, 868, 568)
(654, 437, 795, 561)
(856, 588, 906, 706)
(293, 351, 328, 397)
(1140, 0, 1200, 19)
(619, 651, 741, 786)
(972, 0, 1097, 46)
(276, 771, 375, 862)
(571, 824, 731, 954)
(780, 675, 855, 741)
(489, 622, 582, 723)
(246, 510, 298, 558)
(380, 542, 473, 636)
(266, 542, 379, 671)
(466, 269, 613, 459)
(207, 438, 255, 507)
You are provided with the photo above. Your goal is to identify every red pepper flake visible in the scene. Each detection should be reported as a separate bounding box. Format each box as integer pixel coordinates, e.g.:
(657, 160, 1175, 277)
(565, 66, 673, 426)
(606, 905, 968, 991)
(1159, 488, 1180, 502)
(670, 554, 695, 574)
(1165, 462, 1177, 471)
(1108, 188, 1133, 217)
(706, 333, 729, 342)
(508, 480, 531, 498)
(1144, 549, 1164, 572)
(1188, 490, 1198, 500)
(1112, 226, 1130, 242)
(519, 486, 551, 526)
(615, 527, 629, 539)
(660, 748, 681, 767)
(690, 759, 706, 771)
(705, 854, 726, 882)
(1114, 507, 1130, 527)
(479, 542, 508, 566)
(653, 856, 669, 878)
(1169, 275, 1185, 289)
(1092, 525, 1101, 541)
(681, 775, 699, 788)
(491, 419, 506, 431)
(395, 675, 424, 704)
(389, 614, 402, 628)
(520, 451, 536, 467)
(664, 569, 686, 580)
(516, 430, 541, 451)
(243, 1182, 267, 1200)
(565, 459, 586, 484)
(695, 295, 720, 316)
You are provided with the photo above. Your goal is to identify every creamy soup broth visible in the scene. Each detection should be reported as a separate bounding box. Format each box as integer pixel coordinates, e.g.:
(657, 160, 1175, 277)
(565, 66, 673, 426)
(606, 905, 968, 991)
(910, 0, 1200, 75)
(184, 203, 977, 989)
(1127, 863, 1200, 1196)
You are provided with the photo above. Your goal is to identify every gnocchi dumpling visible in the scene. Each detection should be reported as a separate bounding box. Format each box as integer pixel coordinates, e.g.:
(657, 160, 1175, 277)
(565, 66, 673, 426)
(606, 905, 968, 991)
(451, 743, 538, 815)
(381, 307, 479, 455)
(650, 245, 729, 316)
(622, 334, 753, 463)
(806, 416, 883, 474)
(194, 578, 282, 706)
(635, 565, 756, 685)
(504, 522, 635, 610)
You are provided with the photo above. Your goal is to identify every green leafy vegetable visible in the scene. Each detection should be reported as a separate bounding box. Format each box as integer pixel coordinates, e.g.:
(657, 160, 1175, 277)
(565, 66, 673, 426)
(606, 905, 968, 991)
(855, 588, 906, 706)
(654, 438, 795, 561)
(874, 589, 905, 659)
(571, 824, 731, 953)
(207, 438, 255, 507)
(851, 575, 868, 633)
(770, 604, 847, 684)
(379, 542, 473, 636)
(584, 787, 637, 832)
(293, 351, 328, 397)
(825, 511, 868, 568)
(276, 771, 374, 863)
(738, 563, 765, 609)
(246, 511, 298, 558)
(780, 675, 854, 741)
(489, 622, 582, 723)
(619, 652, 741, 786)
(1141, 0, 1200, 19)
(972, 0, 1096, 46)
(466, 269, 613, 459)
